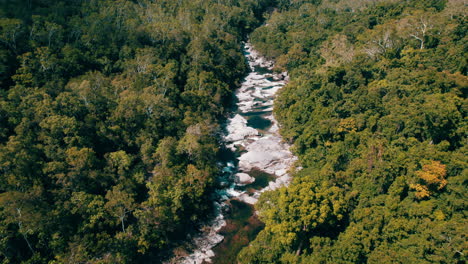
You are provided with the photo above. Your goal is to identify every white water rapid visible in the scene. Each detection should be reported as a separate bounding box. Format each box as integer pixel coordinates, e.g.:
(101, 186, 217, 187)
(174, 42, 297, 264)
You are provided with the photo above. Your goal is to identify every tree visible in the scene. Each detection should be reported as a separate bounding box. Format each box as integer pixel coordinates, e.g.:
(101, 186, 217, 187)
(410, 160, 447, 199)
(105, 185, 136, 233)
(362, 23, 402, 59)
(406, 13, 434, 50)
(61, 147, 97, 189)
(320, 34, 355, 67)
(106, 150, 133, 180)
(257, 179, 346, 254)
(0, 190, 45, 259)
(0, 18, 22, 53)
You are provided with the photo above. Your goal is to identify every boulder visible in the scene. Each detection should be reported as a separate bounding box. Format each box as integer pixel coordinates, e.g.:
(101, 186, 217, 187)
(235, 172, 254, 184)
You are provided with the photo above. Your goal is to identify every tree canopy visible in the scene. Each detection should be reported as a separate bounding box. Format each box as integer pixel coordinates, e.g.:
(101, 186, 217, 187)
(239, 0, 467, 263)
(0, 0, 273, 262)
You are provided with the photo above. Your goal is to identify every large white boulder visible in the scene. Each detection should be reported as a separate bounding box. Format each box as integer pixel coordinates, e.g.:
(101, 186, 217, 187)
(224, 114, 258, 142)
(235, 172, 255, 184)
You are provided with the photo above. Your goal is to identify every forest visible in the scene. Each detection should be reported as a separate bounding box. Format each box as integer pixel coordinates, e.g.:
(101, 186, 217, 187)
(0, 0, 466, 263)
(238, 0, 467, 263)
(0, 0, 273, 262)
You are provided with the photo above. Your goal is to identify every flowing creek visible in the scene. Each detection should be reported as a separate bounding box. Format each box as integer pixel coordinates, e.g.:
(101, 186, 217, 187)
(176, 42, 297, 264)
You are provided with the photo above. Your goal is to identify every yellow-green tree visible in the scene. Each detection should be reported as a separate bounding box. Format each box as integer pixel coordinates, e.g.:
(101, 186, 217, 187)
(410, 160, 448, 199)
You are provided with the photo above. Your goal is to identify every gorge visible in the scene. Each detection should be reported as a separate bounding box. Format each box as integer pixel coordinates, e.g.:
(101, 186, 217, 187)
(176, 42, 297, 264)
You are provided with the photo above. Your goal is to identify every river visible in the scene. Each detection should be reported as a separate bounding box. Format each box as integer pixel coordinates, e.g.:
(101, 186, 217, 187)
(173, 42, 297, 264)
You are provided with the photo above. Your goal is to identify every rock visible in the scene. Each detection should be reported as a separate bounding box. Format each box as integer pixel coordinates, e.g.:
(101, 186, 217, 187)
(235, 173, 255, 184)
(278, 174, 291, 186)
(224, 114, 258, 142)
(275, 169, 287, 176)
(238, 194, 258, 205)
(205, 250, 215, 258)
(268, 181, 281, 190)
(238, 136, 295, 173)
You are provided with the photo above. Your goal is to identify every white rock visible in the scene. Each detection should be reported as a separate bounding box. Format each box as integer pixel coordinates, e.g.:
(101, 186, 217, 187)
(275, 169, 287, 176)
(205, 250, 215, 258)
(238, 136, 294, 172)
(238, 194, 258, 205)
(226, 188, 242, 198)
(224, 114, 258, 142)
(235, 172, 255, 184)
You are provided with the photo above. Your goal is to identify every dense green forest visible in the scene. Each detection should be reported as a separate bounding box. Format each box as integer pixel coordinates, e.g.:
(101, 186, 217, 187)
(239, 0, 467, 263)
(0, 0, 273, 262)
(1, 0, 466, 263)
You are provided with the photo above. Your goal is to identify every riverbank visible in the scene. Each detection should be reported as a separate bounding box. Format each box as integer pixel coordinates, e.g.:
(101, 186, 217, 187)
(173, 42, 296, 264)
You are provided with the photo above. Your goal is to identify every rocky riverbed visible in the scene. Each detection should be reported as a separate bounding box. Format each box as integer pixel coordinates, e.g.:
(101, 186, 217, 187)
(174, 42, 297, 264)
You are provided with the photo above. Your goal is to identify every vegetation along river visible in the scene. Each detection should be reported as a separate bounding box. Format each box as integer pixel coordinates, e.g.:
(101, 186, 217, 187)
(173, 42, 297, 264)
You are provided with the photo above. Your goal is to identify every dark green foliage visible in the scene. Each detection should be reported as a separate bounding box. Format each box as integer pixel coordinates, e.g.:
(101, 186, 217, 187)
(0, 0, 273, 262)
(239, 0, 467, 263)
